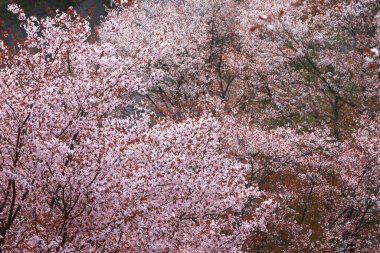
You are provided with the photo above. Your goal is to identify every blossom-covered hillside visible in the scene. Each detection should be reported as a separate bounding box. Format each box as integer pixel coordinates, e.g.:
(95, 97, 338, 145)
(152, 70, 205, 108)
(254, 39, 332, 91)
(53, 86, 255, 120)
(0, 1, 379, 252)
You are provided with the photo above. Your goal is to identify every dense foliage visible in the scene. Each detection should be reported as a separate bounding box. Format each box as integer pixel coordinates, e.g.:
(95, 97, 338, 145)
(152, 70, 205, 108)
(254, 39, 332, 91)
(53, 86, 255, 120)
(0, 0, 379, 252)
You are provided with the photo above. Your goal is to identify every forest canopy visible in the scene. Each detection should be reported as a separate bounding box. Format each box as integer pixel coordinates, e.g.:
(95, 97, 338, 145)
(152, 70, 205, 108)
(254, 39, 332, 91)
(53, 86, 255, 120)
(0, 0, 379, 252)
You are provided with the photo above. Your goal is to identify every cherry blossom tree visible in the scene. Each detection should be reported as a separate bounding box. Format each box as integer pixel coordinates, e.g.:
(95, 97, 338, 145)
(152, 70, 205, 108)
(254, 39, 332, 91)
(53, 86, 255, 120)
(99, 0, 252, 119)
(0, 4, 132, 251)
(238, 0, 380, 138)
(225, 115, 379, 252)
